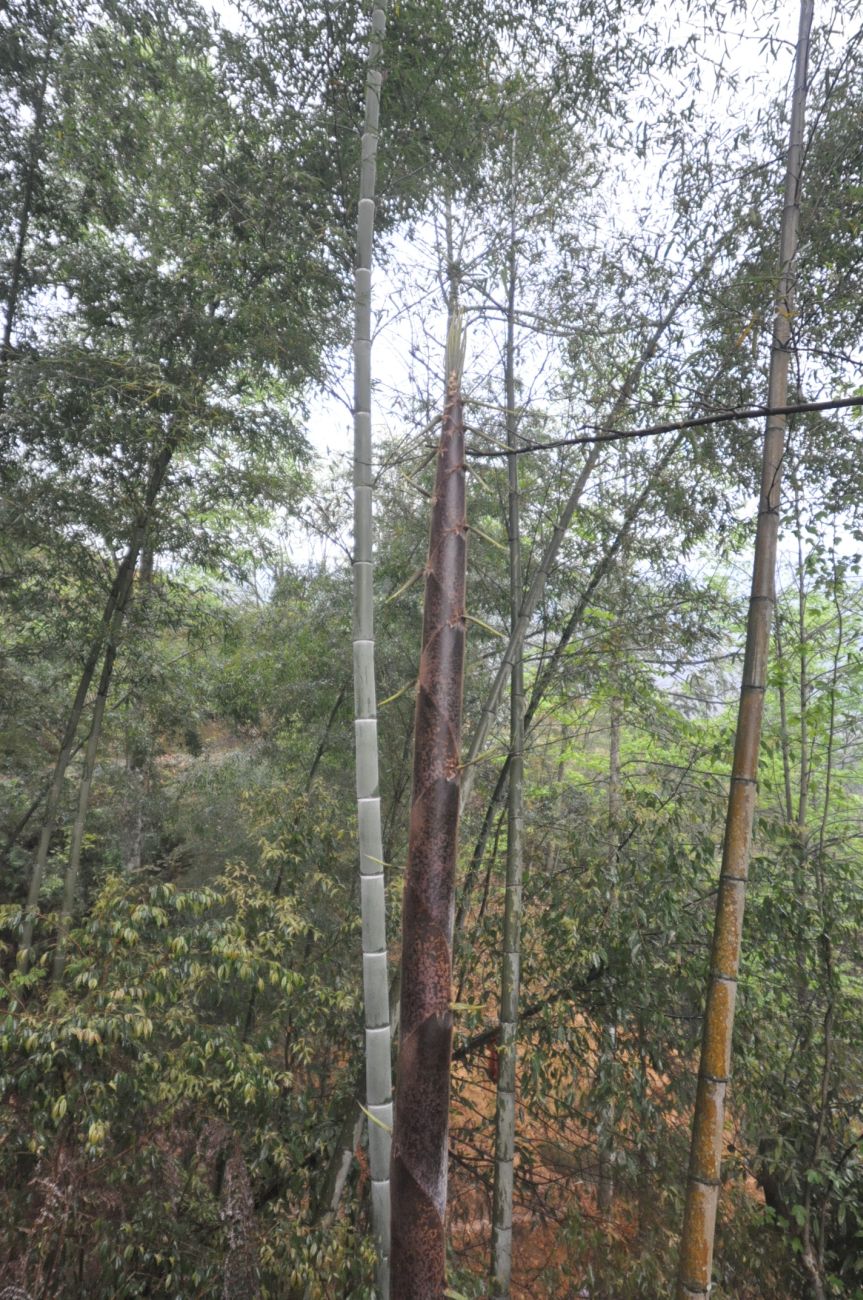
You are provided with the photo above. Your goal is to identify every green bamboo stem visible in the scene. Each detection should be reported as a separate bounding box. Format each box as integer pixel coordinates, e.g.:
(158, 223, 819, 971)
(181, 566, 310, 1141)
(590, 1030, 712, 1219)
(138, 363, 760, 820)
(491, 182, 524, 1295)
(52, 596, 129, 981)
(676, 4, 813, 1294)
(19, 442, 173, 963)
(597, 693, 621, 1216)
(459, 268, 706, 817)
(352, 5, 392, 1294)
(0, 19, 54, 411)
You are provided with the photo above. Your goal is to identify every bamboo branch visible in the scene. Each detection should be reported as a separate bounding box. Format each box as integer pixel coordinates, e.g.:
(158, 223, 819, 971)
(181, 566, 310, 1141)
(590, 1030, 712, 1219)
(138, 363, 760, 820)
(452, 963, 605, 1062)
(19, 438, 174, 963)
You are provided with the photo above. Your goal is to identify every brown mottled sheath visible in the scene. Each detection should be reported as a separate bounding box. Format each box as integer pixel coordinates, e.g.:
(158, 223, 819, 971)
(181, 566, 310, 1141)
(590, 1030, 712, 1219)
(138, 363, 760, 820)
(391, 367, 466, 1297)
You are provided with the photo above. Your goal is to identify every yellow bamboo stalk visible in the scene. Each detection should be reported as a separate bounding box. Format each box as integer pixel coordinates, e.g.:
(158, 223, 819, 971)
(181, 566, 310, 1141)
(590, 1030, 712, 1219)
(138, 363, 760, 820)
(676, 3, 813, 1294)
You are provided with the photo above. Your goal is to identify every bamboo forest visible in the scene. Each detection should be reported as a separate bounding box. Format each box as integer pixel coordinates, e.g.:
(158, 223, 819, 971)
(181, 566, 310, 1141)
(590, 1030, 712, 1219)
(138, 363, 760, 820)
(3, 0, 863, 1295)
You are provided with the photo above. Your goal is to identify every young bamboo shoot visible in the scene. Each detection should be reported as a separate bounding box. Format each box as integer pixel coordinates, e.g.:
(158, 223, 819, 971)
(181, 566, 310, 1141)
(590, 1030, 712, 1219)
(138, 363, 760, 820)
(391, 319, 467, 1298)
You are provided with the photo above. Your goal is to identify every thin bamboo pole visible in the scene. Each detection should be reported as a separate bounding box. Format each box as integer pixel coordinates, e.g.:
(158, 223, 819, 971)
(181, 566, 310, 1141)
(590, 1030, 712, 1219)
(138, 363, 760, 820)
(597, 691, 621, 1216)
(52, 586, 132, 980)
(19, 441, 173, 961)
(352, 4, 392, 1294)
(676, 4, 813, 1293)
(459, 267, 706, 817)
(491, 170, 523, 1294)
(0, 20, 54, 412)
(390, 318, 467, 1298)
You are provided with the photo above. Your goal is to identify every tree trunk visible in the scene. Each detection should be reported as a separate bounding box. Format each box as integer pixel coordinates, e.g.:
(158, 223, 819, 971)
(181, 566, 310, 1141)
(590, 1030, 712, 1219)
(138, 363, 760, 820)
(676, 4, 813, 1294)
(390, 320, 467, 1299)
(491, 182, 524, 1295)
(351, 4, 393, 1292)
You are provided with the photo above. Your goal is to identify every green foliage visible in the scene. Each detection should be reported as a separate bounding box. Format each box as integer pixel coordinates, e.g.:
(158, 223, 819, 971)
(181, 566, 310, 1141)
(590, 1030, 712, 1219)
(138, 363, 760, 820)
(0, 816, 374, 1295)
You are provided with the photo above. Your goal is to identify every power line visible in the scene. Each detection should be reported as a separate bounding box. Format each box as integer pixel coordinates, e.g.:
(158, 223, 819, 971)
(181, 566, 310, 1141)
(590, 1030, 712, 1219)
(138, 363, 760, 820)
(467, 394, 863, 458)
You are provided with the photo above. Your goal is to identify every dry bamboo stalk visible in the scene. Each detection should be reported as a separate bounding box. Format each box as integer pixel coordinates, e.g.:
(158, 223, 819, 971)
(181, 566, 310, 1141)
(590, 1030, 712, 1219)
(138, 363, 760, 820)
(676, 3, 813, 1294)
(390, 319, 467, 1298)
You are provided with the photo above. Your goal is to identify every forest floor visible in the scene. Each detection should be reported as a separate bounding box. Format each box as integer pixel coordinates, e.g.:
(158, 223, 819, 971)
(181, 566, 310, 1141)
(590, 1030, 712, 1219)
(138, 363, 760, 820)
(447, 1029, 766, 1298)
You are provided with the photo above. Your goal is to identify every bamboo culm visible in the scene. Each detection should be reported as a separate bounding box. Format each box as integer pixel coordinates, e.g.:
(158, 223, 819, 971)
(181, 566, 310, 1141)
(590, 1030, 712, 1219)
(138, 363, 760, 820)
(676, 4, 813, 1294)
(597, 692, 622, 1216)
(390, 328, 467, 1298)
(491, 187, 524, 1295)
(351, 4, 392, 1294)
(52, 583, 135, 980)
(0, 21, 54, 412)
(459, 266, 706, 817)
(19, 441, 174, 962)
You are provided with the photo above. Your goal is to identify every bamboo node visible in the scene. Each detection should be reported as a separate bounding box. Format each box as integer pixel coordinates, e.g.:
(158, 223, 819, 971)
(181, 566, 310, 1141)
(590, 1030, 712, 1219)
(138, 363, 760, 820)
(688, 1172, 722, 1188)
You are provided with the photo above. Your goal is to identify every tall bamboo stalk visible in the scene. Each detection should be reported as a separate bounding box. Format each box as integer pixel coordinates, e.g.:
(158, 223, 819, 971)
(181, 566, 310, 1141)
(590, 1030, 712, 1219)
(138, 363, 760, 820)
(390, 318, 467, 1298)
(351, 4, 392, 1293)
(0, 20, 54, 413)
(19, 442, 173, 961)
(455, 429, 685, 940)
(52, 572, 136, 980)
(676, 4, 813, 1294)
(459, 267, 706, 817)
(597, 690, 621, 1216)
(491, 171, 524, 1295)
